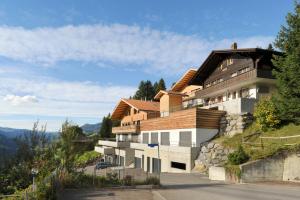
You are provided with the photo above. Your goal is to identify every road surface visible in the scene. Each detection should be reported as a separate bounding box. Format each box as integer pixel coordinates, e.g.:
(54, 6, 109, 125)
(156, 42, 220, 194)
(59, 173, 300, 200)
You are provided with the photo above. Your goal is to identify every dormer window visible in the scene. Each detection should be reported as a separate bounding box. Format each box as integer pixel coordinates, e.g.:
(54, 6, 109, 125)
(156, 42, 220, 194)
(227, 58, 233, 66)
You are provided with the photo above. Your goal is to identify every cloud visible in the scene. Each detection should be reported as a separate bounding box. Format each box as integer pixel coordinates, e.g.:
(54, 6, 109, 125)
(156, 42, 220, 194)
(0, 77, 136, 118)
(3, 94, 38, 106)
(0, 24, 274, 75)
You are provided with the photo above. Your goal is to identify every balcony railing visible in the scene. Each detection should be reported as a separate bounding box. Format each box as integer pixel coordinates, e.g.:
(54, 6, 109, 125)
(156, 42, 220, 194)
(196, 69, 257, 97)
(98, 140, 130, 148)
(112, 124, 140, 134)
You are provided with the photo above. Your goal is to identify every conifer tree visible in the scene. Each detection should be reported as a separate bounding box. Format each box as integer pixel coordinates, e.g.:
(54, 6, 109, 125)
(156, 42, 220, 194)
(272, 2, 300, 123)
(133, 80, 155, 100)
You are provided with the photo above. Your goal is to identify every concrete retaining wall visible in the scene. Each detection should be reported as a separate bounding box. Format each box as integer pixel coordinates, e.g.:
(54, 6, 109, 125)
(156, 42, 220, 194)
(209, 166, 226, 181)
(241, 152, 300, 183)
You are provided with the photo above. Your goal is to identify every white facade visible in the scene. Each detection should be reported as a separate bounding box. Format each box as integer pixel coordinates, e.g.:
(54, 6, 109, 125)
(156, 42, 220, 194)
(141, 128, 218, 147)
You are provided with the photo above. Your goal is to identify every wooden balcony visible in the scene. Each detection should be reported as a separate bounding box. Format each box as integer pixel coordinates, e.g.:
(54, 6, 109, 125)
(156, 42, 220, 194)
(112, 124, 140, 134)
(140, 107, 225, 131)
(196, 69, 258, 97)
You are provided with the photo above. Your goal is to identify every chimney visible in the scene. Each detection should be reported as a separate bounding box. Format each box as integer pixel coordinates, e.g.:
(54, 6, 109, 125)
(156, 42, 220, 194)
(231, 42, 237, 50)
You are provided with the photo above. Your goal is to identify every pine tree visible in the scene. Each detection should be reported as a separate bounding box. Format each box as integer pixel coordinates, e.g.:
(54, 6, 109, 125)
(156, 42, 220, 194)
(133, 80, 155, 100)
(272, 2, 300, 123)
(155, 78, 166, 94)
(98, 114, 112, 138)
(267, 43, 274, 50)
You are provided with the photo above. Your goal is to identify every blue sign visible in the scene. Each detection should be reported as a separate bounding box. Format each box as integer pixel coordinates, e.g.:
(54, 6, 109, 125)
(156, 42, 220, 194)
(148, 143, 159, 147)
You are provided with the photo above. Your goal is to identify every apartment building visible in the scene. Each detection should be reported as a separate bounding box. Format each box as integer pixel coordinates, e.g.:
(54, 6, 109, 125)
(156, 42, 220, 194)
(95, 44, 280, 173)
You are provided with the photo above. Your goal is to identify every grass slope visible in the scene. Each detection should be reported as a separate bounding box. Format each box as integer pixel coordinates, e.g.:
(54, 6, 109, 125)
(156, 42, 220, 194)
(216, 123, 300, 161)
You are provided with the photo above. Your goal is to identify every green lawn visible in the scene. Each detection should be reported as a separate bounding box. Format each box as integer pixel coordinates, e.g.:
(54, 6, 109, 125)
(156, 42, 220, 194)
(215, 123, 300, 161)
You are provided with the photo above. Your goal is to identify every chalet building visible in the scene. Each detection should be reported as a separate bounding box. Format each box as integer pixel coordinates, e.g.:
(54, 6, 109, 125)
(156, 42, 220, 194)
(95, 43, 280, 173)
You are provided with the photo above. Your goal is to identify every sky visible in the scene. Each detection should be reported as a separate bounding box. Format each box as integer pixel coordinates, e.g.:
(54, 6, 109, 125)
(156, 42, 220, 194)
(0, 0, 294, 131)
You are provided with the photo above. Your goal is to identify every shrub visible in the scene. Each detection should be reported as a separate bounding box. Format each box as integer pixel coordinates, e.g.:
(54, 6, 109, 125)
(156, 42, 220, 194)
(254, 97, 281, 131)
(143, 177, 160, 185)
(228, 145, 249, 165)
(106, 172, 119, 185)
(122, 175, 132, 186)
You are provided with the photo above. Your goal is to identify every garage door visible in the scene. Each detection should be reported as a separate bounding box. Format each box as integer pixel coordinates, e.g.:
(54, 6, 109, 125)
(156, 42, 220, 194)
(179, 131, 192, 147)
(160, 132, 170, 145)
(134, 157, 142, 168)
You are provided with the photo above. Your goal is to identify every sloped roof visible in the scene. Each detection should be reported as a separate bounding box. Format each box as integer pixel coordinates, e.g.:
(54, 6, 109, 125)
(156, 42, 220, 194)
(111, 99, 160, 120)
(189, 48, 282, 85)
(171, 69, 197, 92)
(154, 90, 188, 100)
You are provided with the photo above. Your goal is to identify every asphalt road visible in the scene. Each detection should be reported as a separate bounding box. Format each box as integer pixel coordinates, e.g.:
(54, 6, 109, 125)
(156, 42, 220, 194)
(59, 172, 300, 200)
(158, 173, 300, 200)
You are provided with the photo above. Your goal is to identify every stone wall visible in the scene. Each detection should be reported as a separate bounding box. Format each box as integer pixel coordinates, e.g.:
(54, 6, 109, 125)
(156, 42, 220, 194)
(194, 142, 233, 172)
(219, 113, 254, 137)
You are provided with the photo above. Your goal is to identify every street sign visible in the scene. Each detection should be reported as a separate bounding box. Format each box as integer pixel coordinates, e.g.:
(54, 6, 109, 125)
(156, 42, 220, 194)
(148, 143, 159, 147)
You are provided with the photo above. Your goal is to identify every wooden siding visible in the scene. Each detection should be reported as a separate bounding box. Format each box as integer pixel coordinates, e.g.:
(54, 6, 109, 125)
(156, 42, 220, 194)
(196, 69, 257, 97)
(204, 56, 254, 86)
(196, 109, 225, 129)
(140, 108, 225, 131)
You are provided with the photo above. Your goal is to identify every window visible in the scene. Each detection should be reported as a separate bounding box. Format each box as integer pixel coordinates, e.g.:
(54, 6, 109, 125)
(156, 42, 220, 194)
(160, 132, 170, 145)
(143, 133, 149, 144)
(227, 58, 233, 65)
(151, 132, 158, 144)
(239, 67, 250, 74)
(231, 72, 237, 77)
(179, 131, 192, 147)
(233, 92, 237, 99)
(171, 161, 186, 170)
(240, 88, 250, 98)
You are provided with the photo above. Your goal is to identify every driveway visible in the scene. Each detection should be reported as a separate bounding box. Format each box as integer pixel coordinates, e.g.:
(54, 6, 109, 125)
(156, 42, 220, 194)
(157, 173, 300, 200)
(59, 172, 300, 200)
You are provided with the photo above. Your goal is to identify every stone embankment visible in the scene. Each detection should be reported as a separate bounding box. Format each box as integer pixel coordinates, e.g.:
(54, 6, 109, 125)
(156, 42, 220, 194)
(194, 142, 233, 172)
(219, 113, 253, 137)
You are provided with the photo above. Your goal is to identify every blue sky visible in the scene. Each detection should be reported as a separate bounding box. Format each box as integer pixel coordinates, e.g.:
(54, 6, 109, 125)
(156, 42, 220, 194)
(0, 0, 294, 131)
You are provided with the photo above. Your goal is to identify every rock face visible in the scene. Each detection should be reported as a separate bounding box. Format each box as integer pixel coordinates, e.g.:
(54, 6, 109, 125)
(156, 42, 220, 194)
(219, 113, 254, 137)
(194, 142, 233, 173)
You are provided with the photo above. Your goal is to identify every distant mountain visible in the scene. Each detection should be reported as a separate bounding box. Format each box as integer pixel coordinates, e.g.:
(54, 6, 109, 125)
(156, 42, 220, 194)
(81, 123, 101, 134)
(0, 127, 58, 156)
(0, 127, 30, 138)
(0, 134, 17, 154)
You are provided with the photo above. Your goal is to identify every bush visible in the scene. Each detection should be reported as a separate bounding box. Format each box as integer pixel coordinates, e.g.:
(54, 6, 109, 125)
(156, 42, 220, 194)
(254, 97, 281, 131)
(228, 145, 249, 165)
(143, 177, 160, 185)
(122, 175, 132, 186)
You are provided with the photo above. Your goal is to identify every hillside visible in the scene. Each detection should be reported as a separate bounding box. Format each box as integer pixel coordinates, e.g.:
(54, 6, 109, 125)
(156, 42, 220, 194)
(81, 123, 101, 134)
